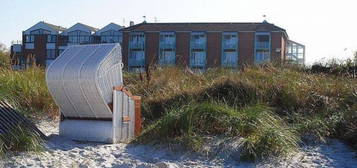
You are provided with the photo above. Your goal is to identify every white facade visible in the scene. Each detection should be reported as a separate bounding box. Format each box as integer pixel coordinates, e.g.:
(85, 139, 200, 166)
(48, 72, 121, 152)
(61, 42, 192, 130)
(23, 21, 61, 35)
(61, 23, 97, 35)
(95, 23, 123, 35)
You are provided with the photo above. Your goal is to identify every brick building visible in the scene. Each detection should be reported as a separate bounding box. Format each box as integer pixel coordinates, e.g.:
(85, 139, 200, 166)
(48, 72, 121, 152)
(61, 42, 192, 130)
(122, 21, 305, 71)
(10, 21, 305, 70)
(11, 21, 123, 69)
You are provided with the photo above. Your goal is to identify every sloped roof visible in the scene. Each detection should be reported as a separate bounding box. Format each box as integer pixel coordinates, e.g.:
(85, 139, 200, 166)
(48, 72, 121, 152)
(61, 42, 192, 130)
(43, 22, 66, 32)
(95, 23, 123, 35)
(123, 22, 286, 32)
(78, 22, 99, 32)
(24, 21, 66, 35)
(61, 23, 99, 35)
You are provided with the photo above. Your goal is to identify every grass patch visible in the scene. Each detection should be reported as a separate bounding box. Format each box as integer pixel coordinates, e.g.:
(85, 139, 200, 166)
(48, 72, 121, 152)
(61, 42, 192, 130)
(139, 103, 299, 161)
(0, 125, 43, 157)
(0, 67, 57, 118)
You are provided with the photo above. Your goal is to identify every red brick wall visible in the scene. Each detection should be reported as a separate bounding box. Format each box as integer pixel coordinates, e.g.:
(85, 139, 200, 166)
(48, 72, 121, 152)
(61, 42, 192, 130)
(34, 35, 47, 66)
(281, 35, 287, 62)
(271, 32, 283, 63)
(57, 35, 68, 46)
(176, 32, 190, 67)
(145, 32, 159, 66)
(207, 32, 221, 67)
(238, 32, 255, 66)
(122, 32, 129, 68)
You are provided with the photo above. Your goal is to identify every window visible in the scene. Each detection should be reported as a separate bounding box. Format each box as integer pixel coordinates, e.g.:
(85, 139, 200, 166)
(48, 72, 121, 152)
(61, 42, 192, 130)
(25, 35, 34, 43)
(190, 32, 206, 69)
(68, 30, 90, 44)
(159, 32, 176, 66)
(255, 32, 271, 63)
(47, 35, 57, 43)
(222, 32, 238, 67)
(128, 32, 145, 70)
(46, 49, 56, 59)
(30, 29, 51, 35)
(100, 30, 122, 43)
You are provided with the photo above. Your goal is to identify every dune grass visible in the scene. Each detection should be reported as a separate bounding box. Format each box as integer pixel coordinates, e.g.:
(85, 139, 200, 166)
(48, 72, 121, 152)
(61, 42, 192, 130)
(0, 67, 58, 118)
(125, 65, 357, 161)
(0, 125, 44, 157)
(139, 103, 299, 161)
(0, 53, 356, 160)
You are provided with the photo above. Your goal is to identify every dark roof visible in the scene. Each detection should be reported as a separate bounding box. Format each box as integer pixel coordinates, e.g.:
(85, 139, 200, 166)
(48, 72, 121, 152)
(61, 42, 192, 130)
(122, 22, 287, 32)
(43, 21, 66, 32)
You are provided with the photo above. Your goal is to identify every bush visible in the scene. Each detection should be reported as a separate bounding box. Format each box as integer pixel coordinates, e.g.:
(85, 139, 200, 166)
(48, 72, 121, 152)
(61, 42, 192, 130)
(0, 46, 10, 69)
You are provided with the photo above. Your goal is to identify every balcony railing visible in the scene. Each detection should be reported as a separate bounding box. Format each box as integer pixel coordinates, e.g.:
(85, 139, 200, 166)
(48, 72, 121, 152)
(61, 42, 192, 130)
(130, 42, 145, 49)
(222, 52, 238, 67)
(191, 42, 205, 49)
(160, 42, 175, 49)
(222, 42, 237, 49)
(255, 42, 270, 49)
(190, 52, 206, 67)
(128, 53, 145, 67)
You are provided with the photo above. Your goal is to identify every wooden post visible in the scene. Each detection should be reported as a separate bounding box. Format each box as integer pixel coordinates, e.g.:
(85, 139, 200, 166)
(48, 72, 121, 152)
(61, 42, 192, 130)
(133, 96, 142, 136)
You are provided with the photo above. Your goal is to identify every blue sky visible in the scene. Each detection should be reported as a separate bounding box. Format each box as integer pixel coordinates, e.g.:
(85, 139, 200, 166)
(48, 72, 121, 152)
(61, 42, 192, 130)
(1, 0, 357, 64)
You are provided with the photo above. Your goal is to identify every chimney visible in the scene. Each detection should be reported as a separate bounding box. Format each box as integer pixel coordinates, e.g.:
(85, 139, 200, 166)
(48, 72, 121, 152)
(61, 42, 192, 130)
(129, 21, 134, 26)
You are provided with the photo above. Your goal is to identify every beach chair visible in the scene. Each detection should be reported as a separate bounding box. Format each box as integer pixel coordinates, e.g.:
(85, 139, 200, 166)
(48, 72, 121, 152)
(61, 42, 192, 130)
(46, 44, 141, 143)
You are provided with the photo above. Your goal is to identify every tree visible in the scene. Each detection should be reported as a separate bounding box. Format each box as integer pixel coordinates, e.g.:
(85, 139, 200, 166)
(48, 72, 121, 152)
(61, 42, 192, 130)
(0, 43, 10, 68)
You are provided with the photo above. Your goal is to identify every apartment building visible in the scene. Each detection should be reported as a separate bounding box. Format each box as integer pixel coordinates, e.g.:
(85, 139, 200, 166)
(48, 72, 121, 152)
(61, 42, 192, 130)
(121, 21, 305, 71)
(10, 21, 305, 70)
(11, 21, 123, 68)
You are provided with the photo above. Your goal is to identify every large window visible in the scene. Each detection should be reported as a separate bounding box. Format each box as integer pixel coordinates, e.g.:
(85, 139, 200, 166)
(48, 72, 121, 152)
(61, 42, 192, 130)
(159, 32, 176, 66)
(47, 35, 57, 43)
(222, 32, 238, 67)
(30, 29, 51, 35)
(255, 32, 271, 63)
(68, 30, 90, 44)
(100, 30, 122, 43)
(46, 49, 56, 59)
(25, 35, 34, 43)
(190, 32, 206, 69)
(129, 32, 145, 70)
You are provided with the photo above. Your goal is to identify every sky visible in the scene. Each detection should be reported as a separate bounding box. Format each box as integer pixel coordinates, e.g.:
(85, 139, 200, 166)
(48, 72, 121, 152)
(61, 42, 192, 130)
(1, 0, 357, 64)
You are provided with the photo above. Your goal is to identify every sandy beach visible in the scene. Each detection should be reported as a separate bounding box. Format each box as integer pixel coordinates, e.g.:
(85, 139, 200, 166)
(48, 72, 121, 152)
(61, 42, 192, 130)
(1, 120, 357, 168)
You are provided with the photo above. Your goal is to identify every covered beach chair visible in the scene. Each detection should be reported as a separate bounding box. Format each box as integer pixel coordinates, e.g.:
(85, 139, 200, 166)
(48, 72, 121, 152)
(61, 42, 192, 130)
(46, 44, 141, 143)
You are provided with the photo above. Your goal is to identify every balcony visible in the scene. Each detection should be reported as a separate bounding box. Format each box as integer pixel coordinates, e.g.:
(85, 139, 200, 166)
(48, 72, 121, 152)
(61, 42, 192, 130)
(130, 42, 145, 49)
(255, 42, 270, 49)
(128, 52, 145, 67)
(222, 52, 238, 67)
(159, 52, 175, 66)
(160, 42, 175, 49)
(190, 52, 206, 67)
(191, 41, 205, 49)
(222, 42, 237, 49)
